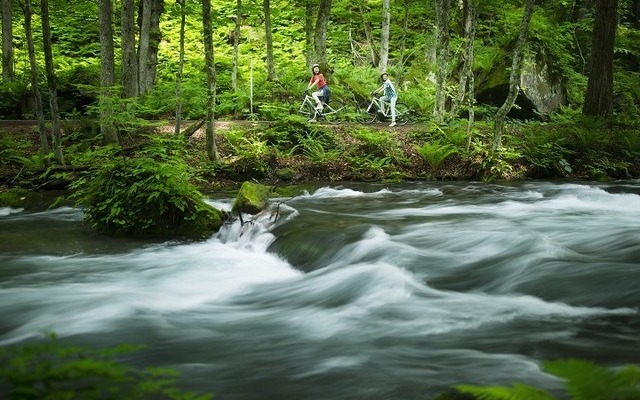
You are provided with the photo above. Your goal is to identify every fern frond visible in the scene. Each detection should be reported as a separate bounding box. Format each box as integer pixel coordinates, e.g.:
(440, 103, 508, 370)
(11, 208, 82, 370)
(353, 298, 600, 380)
(455, 383, 556, 400)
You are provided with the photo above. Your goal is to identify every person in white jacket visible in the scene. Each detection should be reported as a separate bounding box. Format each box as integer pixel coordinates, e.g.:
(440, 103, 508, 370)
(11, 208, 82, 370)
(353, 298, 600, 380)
(373, 72, 398, 127)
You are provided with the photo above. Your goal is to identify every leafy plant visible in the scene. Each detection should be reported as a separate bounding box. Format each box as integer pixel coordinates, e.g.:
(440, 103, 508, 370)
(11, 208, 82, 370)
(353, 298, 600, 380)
(414, 141, 458, 169)
(0, 333, 212, 400)
(454, 359, 640, 400)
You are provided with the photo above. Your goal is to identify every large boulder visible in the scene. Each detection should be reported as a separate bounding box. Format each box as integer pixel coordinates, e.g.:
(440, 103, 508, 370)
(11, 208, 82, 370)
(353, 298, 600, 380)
(476, 49, 566, 119)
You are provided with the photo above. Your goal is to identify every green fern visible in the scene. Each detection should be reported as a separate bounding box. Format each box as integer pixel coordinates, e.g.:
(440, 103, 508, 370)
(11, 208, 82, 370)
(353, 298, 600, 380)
(452, 359, 640, 400)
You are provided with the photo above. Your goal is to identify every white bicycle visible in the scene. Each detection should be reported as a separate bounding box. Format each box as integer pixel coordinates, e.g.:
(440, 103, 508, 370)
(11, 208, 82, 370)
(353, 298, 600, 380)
(356, 94, 411, 125)
(298, 90, 347, 122)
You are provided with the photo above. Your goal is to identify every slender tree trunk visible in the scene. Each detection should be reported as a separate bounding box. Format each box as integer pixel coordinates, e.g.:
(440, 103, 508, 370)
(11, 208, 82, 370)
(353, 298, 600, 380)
(40, 0, 65, 165)
(314, 0, 333, 67)
(23, 0, 50, 154)
(232, 0, 241, 91)
(202, 0, 218, 162)
(98, 0, 119, 145)
(378, 0, 391, 73)
(492, 0, 535, 152)
(174, 0, 186, 135)
(433, 0, 450, 124)
(121, 0, 138, 98)
(2, 0, 13, 81)
(147, 0, 163, 89)
(264, 0, 277, 80)
(138, 0, 152, 95)
(582, 0, 618, 116)
(305, 2, 315, 67)
(451, 0, 476, 118)
(397, 0, 410, 80)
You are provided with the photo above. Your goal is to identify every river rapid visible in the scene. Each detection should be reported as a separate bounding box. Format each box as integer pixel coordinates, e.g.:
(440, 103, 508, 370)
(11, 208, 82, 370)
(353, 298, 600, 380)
(1, 180, 639, 399)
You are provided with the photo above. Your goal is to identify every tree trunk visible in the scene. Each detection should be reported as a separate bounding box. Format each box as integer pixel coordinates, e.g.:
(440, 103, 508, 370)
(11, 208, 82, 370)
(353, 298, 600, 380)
(492, 0, 535, 153)
(305, 2, 315, 67)
(397, 0, 410, 80)
(433, 0, 450, 124)
(121, 0, 138, 98)
(264, 0, 277, 80)
(134, 0, 163, 96)
(314, 0, 333, 67)
(378, 0, 390, 73)
(451, 0, 476, 119)
(174, 0, 186, 136)
(232, 0, 241, 91)
(582, 0, 618, 116)
(202, 0, 218, 162)
(98, 0, 119, 145)
(23, 0, 50, 154)
(2, 0, 13, 81)
(40, 0, 65, 165)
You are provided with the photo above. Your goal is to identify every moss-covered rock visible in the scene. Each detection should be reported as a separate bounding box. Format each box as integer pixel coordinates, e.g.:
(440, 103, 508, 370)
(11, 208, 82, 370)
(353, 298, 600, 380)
(231, 181, 273, 215)
(175, 199, 226, 240)
(0, 187, 43, 208)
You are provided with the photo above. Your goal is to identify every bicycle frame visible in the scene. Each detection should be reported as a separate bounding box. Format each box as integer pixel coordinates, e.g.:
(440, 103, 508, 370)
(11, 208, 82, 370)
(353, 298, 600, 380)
(298, 91, 345, 121)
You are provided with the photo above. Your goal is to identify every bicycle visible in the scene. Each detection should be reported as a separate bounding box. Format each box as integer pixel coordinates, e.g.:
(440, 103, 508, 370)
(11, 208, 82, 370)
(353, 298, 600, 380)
(356, 94, 411, 125)
(298, 90, 347, 122)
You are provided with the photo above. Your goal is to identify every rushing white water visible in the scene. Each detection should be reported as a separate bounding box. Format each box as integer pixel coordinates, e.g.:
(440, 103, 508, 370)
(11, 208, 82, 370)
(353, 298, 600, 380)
(1, 180, 639, 399)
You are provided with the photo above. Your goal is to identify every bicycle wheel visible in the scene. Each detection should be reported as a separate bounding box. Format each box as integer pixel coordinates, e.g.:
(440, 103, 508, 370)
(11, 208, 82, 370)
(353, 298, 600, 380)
(394, 102, 411, 126)
(298, 101, 317, 120)
(356, 101, 377, 124)
(320, 101, 346, 123)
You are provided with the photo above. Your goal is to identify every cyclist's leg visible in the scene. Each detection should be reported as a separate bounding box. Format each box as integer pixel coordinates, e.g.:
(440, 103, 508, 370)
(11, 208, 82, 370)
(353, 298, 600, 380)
(380, 96, 389, 115)
(311, 90, 324, 110)
(389, 96, 397, 125)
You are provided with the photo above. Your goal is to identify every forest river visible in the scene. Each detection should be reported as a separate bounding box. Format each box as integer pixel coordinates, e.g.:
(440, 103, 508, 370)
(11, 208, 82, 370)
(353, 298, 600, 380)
(1, 180, 639, 399)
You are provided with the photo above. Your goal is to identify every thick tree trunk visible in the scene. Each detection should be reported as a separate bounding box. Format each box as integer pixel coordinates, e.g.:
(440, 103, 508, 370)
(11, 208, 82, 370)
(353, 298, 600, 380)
(202, 0, 218, 162)
(264, 0, 277, 80)
(2, 0, 13, 81)
(232, 0, 241, 91)
(433, 0, 450, 124)
(397, 0, 410, 78)
(40, 0, 65, 165)
(174, 0, 186, 136)
(23, 0, 50, 154)
(305, 2, 315, 67)
(147, 0, 163, 89)
(314, 0, 333, 67)
(492, 0, 535, 153)
(121, 0, 138, 98)
(582, 0, 618, 116)
(378, 0, 391, 73)
(98, 0, 119, 145)
(138, 0, 152, 95)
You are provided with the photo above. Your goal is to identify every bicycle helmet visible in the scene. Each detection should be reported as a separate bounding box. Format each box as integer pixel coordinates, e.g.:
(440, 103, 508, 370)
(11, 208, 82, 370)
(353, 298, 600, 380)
(312, 63, 320, 71)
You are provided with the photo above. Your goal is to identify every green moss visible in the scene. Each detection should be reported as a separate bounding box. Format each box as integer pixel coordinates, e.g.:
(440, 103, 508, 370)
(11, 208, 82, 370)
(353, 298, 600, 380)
(231, 181, 273, 215)
(0, 187, 42, 208)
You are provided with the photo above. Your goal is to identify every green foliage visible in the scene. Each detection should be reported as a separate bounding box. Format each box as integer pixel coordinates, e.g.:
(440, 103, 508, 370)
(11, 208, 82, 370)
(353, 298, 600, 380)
(454, 359, 640, 400)
(415, 141, 458, 169)
(471, 138, 524, 181)
(0, 333, 212, 400)
(69, 136, 222, 238)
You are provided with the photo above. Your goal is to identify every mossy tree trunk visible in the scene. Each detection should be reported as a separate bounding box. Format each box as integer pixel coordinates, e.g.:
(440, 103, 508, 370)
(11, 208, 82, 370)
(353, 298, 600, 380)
(433, 0, 450, 124)
(378, 0, 390, 74)
(492, 0, 535, 153)
(121, 0, 138, 98)
(232, 0, 241, 91)
(40, 0, 65, 165)
(314, 0, 332, 67)
(23, 0, 50, 155)
(305, 2, 315, 68)
(2, 0, 13, 81)
(98, 0, 119, 145)
(202, 0, 218, 162)
(264, 0, 277, 81)
(174, 0, 186, 136)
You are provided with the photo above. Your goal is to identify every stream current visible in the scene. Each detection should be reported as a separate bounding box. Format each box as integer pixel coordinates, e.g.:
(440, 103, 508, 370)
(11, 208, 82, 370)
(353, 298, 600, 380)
(1, 180, 639, 399)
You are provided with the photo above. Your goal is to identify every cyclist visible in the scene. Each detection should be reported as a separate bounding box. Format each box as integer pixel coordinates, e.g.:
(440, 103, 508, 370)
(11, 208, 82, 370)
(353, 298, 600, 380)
(307, 63, 331, 122)
(373, 72, 397, 127)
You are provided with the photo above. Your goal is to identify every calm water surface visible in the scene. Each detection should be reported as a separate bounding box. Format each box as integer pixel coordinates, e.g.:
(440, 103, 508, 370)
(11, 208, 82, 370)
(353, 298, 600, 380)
(1, 180, 639, 399)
